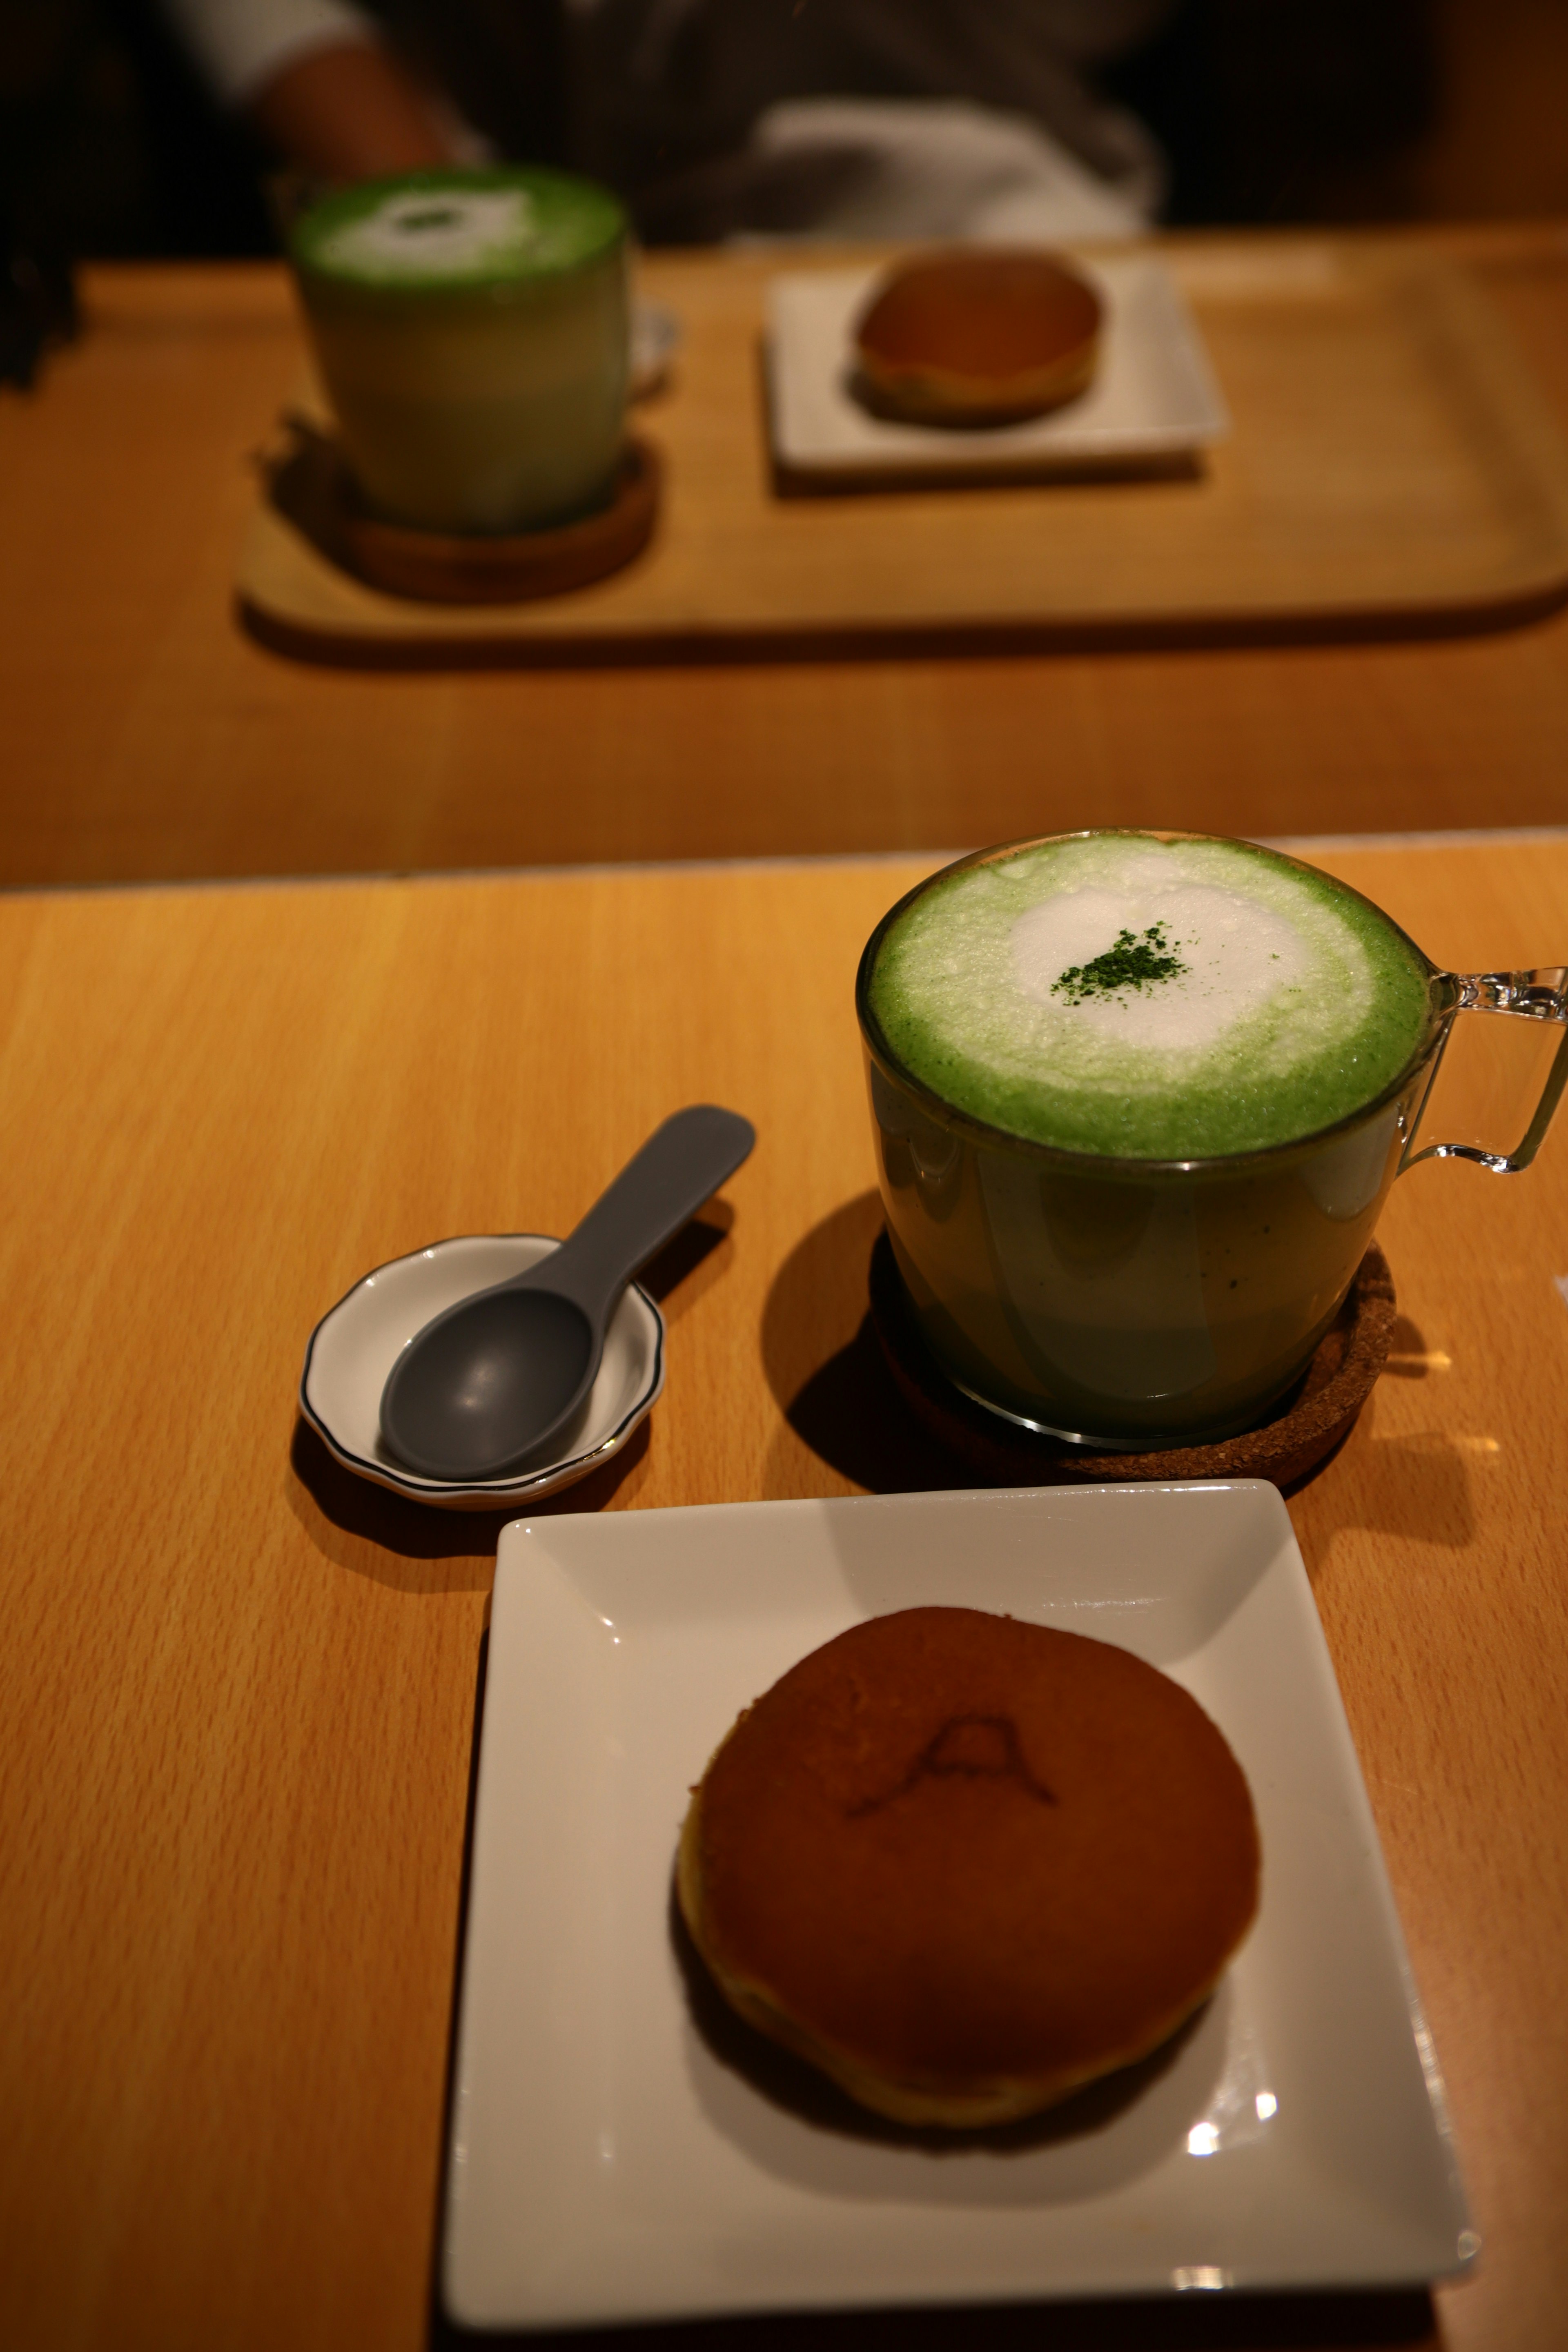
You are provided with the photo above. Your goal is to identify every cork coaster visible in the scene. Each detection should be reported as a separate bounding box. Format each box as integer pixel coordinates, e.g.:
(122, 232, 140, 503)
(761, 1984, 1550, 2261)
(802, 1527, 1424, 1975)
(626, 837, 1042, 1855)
(260, 415, 661, 606)
(868, 1230, 1396, 1489)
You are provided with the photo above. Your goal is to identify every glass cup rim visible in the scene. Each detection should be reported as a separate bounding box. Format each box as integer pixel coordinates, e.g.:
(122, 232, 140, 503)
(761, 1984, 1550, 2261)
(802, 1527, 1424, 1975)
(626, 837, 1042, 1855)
(287, 164, 629, 303)
(855, 828, 1449, 1179)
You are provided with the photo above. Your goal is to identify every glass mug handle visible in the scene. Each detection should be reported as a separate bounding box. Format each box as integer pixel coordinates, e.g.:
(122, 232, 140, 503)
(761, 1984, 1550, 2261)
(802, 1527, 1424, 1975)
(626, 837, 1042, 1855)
(1401, 967, 1568, 1174)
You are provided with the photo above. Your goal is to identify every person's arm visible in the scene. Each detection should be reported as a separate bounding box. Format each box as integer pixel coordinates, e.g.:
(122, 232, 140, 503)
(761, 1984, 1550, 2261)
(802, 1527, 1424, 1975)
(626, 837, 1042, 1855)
(247, 39, 452, 178)
(159, 0, 455, 178)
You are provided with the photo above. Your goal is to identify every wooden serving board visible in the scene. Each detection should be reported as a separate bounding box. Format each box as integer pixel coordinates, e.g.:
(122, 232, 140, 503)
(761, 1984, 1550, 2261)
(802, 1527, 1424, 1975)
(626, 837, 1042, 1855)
(236, 236, 1568, 665)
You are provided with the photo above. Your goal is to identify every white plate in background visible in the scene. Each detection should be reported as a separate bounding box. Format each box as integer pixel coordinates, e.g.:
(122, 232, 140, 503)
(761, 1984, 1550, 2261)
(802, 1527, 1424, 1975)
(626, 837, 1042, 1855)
(443, 1481, 1472, 2329)
(767, 256, 1228, 485)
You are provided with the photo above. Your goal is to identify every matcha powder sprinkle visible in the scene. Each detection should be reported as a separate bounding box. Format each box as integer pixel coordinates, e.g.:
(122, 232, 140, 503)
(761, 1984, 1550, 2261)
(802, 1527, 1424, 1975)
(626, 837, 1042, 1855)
(1052, 922, 1189, 1006)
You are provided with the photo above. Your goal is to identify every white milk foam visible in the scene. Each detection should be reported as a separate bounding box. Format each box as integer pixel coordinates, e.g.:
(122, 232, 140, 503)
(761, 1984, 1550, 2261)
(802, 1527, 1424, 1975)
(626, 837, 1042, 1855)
(319, 188, 541, 280)
(889, 837, 1386, 1113)
(1009, 859, 1318, 1053)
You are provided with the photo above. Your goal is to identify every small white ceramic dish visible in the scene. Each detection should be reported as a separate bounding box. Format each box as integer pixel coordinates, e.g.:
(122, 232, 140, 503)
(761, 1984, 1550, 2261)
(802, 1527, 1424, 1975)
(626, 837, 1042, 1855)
(443, 1481, 1473, 2331)
(298, 1234, 664, 1509)
(766, 254, 1228, 486)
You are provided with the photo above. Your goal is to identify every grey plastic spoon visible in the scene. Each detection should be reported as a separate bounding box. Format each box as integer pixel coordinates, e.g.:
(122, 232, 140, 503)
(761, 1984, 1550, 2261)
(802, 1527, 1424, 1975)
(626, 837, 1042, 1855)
(379, 1104, 755, 1481)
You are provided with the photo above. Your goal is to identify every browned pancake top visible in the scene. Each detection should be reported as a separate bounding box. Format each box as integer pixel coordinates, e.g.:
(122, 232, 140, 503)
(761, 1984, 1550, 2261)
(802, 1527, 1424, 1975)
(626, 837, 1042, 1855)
(691, 1606, 1259, 2091)
(855, 251, 1101, 382)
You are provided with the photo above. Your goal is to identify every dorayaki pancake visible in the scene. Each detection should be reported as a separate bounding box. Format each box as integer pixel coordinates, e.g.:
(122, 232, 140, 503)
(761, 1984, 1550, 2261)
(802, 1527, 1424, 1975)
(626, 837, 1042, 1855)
(853, 250, 1102, 427)
(677, 1606, 1259, 2127)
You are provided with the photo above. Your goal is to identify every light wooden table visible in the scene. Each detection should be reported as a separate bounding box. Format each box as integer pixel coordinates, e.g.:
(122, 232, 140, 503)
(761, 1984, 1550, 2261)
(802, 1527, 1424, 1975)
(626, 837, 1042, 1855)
(2, 229, 1568, 889)
(1, 831, 1564, 2352)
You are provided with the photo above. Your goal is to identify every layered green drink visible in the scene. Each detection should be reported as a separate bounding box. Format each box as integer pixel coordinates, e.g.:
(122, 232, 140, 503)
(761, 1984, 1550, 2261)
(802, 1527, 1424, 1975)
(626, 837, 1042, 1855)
(859, 833, 1443, 1446)
(290, 168, 629, 534)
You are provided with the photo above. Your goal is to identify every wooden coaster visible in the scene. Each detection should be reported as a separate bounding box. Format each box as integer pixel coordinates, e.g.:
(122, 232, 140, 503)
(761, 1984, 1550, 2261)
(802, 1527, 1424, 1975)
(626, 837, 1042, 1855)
(868, 1230, 1396, 1489)
(260, 415, 660, 606)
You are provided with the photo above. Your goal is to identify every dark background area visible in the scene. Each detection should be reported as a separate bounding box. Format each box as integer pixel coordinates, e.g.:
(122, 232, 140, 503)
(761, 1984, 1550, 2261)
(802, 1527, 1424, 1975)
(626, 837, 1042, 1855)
(4, 0, 1568, 268)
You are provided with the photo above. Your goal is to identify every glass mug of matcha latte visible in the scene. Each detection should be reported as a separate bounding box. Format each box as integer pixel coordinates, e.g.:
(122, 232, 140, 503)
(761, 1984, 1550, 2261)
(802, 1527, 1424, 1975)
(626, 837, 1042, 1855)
(288, 167, 629, 534)
(858, 831, 1568, 1449)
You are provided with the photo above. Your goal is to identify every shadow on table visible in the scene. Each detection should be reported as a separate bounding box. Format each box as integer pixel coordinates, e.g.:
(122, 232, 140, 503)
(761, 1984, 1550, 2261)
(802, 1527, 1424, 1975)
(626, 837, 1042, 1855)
(286, 1214, 734, 1586)
(1285, 1312, 1479, 1567)
(286, 1414, 652, 1589)
(761, 1192, 974, 1495)
(432, 2285, 1434, 2349)
(761, 1200, 1481, 1557)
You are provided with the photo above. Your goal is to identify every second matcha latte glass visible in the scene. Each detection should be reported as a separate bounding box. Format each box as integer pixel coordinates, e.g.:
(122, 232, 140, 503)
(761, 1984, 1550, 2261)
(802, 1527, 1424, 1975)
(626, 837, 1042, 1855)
(858, 831, 1568, 1450)
(289, 167, 629, 535)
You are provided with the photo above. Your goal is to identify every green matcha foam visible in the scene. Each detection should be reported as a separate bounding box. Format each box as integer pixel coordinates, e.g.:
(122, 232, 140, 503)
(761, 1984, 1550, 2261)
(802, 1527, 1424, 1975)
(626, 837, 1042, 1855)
(290, 168, 625, 294)
(867, 835, 1433, 1158)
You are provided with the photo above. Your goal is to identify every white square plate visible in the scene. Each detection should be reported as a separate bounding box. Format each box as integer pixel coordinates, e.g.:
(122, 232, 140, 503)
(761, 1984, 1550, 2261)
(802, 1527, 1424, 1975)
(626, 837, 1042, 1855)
(443, 1483, 1472, 2331)
(766, 256, 1229, 486)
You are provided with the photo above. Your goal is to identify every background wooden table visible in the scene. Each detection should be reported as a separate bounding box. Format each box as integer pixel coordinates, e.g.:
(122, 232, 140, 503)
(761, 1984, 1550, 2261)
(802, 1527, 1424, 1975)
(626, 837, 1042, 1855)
(1, 831, 1564, 2352)
(2, 229, 1568, 888)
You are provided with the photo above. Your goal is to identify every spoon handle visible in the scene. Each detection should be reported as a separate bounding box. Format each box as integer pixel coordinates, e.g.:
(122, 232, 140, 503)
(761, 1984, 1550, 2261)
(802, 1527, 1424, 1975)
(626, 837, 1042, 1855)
(535, 1105, 755, 1319)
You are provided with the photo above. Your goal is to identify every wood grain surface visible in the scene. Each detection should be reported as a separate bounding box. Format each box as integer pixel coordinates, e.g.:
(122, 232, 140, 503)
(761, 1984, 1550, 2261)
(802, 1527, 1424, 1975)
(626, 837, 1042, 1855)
(2, 231, 1568, 888)
(1, 833, 1565, 2352)
(235, 239, 1568, 660)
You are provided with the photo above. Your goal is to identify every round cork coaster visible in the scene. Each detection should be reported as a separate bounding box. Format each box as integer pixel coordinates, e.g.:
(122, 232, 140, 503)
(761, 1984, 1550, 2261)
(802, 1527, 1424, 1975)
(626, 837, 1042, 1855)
(323, 435, 660, 605)
(868, 1230, 1396, 1489)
